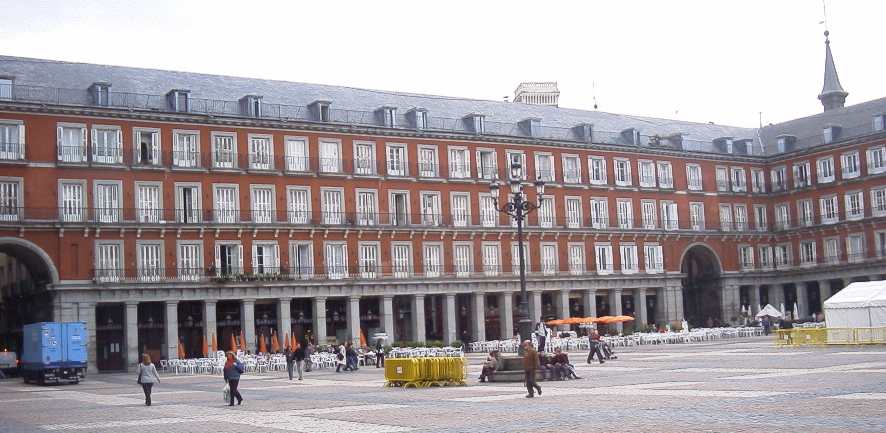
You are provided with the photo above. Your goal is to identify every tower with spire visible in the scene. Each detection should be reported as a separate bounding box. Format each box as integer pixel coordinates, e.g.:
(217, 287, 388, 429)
(818, 30, 848, 112)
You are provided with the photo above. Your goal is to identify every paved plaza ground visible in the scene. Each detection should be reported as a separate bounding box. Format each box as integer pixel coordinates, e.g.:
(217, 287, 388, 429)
(1, 336, 885, 432)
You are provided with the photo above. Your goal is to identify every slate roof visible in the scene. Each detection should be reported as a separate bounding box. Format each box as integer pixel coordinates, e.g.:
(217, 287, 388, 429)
(1, 55, 884, 157)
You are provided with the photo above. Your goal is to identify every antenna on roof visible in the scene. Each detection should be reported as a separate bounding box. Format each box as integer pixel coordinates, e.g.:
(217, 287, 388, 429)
(819, 0, 829, 33)
(592, 81, 599, 110)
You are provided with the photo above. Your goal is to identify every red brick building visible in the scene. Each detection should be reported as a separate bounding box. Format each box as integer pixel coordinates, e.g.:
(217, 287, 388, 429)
(1, 35, 885, 371)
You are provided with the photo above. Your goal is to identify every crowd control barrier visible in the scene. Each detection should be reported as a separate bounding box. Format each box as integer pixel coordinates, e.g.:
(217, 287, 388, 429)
(384, 357, 467, 387)
(775, 327, 886, 346)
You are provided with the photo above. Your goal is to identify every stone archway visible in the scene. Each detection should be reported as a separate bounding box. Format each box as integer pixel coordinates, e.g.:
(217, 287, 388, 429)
(0, 237, 60, 353)
(680, 243, 723, 327)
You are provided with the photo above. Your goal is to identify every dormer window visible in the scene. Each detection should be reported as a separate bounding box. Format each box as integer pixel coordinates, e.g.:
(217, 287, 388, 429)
(167, 89, 191, 112)
(376, 106, 397, 127)
(465, 114, 485, 134)
(713, 137, 734, 154)
(518, 118, 541, 137)
(621, 128, 640, 145)
(572, 123, 592, 143)
(874, 114, 885, 132)
(309, 100, 331, 122)
(416, 110, 428, 129)
(0, 77, 11, 100)
(776, 135, 797, 153)
(823, 125, 842, 144)
(240, 95, 262, 118)
(90, 82, 111, 106)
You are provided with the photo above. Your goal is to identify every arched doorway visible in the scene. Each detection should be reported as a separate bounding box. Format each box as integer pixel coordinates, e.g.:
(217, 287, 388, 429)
(681, 244, 723, 327)
(0, 238, 59, 354)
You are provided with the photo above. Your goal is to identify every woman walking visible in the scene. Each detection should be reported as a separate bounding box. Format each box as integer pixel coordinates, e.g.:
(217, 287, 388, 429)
(223, 351, 244, 406)
(136, 354, 160, 406)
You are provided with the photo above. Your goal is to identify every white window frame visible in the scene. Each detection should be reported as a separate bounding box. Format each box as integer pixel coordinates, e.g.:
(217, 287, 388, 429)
(476, 148, 498, 180)
(319, 138, 343, 174)
(420, 191, 442, 226)
(638, 160, 656, 188)
(250, 184, 276, 224)
(57, 122, 87, 163)
(644, 243, 663, 273)
(174, 182, 202, 224)
(846, 233, 866, 263)
(562, 154, 582, 184)
(689, 202, 704, 231)
(507, 150, 527, 180)
(590, 197, 609, 229)
(534, 152, 555, 182)
(0, 119, 24, 161)
(730, 167, 746, 192)
(320, 187, 345, 225)
(824, 237, 840, 265)
(386, 143, 409, 177)
(568, 242, 585, 275)
(616, 198, 633, 229)
(751, 168, 766, 193)
(774, 244, 791, 269)
(422, 242, 443, 278)
(656, 161, 673, 189)
(758, 245, 773, 269)
(251, 241, 281, 275)
(0, 177, 22, 222)
(134, 181, 163, 223)
(213, 183, 241, 224)
(133, 127, 161, 167)
(734, 204, 748, 231)
(324, 242, 348, 279)
(816, 156, 835, 184)
(798, 199, 814, 227)
(450, 192, 471, 227)
(844, 191, 864, 221)
(286, 186, 312, 224)
(289, 241, 314, 279)
(642, 200, 658, 230)
(481, 242, 501, 277)
(357, 241, 380, 279)
(418, 144, 438, 178)
(172, 129, 201, 168)
(214, 241, 244, 276)
(594, 243, 614, 275)
(871, 187, 886, 217)
(619, 244, 638, 274)
(660, 201, 678, 230)
(93, 180, 122, 223)
(211, 131, 237, 169)
(511, 242, 530, 275)
(448, 146, 471, 179)
(614, 158, 632, 186)
(94, 240, 124, 282)
(91, 124, 123, 164)
(540, 242, 558, 276)
(738, 245, 754, 270)
(453, 242, 474, 277)
(799, 240, 817, 266)
(793, 161, 811, 188)
(353, 140, 377, 176)
(177, 241, 204, 281)
(588, 156, 607, 185)
(867, 146, 886, 175)
(60, 179, 88, 223)
(770, 166, 786, 191)
(389, 190, 411, 227)
(754, 205, 767, 232)
(565, 196, 582, 228)
(686, 163, 702, 191)
(136, 241, 164, 282)
(285, 136, 310, 172)
(715, 166, 729, 192)
(355, 188, 379, 226)
(537, 195, 555, 228)
(479, 193, 498, 227)
(820, 195, 839, 225)
(841, 151, 860, 179)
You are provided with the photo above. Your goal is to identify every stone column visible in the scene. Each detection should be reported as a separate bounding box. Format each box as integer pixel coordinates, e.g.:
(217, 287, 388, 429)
(241, 299, 255, 352)
(443, 293, 457, 345)
(204, 301, 217, 353)
(770, 285, 785, 313)
(411, 295, 426, 343)
(747, 286, 760, 313)
(165, 301, 179, 359)
(655, 287, 670, 322)
(609, 288, 623, 333)
(529, 291, 543, 324)
(557, 290, 571, 319)
(720, 285, 740, 325)
(499, 292, 514, 340)
(796, 282, 810, 320)
(77, 302, 97, 372)
(472, 292, 486, 342)
(312, 297, 327, 345)
(379, 295, 395, 340)
(636, 288, 648, 329)
(347, 296, 361, 347)
(277, 298, 291, 346)
(583, 289, 597, 318)
(125, 301, 139, 370)
(673, 286, 685, 321)
(819, 280, 832, 309)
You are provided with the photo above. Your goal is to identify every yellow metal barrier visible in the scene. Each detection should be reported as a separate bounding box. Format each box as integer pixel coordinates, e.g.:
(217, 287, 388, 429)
(384, 357, 467, 388)
(776, 327, 886, 346)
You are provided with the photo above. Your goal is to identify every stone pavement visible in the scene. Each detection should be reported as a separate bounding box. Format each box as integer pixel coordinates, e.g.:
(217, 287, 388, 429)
(1, 336, 885, 433)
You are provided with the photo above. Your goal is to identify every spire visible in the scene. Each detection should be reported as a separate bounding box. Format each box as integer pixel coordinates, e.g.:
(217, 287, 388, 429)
(818, 31, 848, 111)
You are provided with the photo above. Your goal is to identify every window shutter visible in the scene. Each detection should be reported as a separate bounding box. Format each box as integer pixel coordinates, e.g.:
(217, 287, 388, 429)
(80, 128, 88, 160)
(116, 129, 123, 157)
(90, 128, 97, 159)
(236, 245, 243, 271)
(18, 125, 25, 158)
(273, 244, 280, 270)
(251, 244, 258, 271)
(56, 126, 63, 159)
(214, 244, 221, 271)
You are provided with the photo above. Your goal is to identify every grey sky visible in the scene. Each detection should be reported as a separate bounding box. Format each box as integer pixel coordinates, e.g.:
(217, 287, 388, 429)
(1, 0, 882, 127)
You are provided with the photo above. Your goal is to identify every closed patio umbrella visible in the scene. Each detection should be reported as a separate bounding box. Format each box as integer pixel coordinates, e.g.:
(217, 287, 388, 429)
(284, 332, 290, 350)
(177, 339, 186, 359)
(240, 330, 247, 351)
(291, 334, 298, 350)
(229, 333, 237, 352)
(202, 334, 208, 357)
(258, 333, 267, 354)
(271, 331, 281, 353)
(211, 333, 217, 353)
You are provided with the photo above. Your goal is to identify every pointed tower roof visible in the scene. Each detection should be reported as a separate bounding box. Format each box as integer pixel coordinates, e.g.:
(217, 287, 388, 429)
(818, 31, 848, 111)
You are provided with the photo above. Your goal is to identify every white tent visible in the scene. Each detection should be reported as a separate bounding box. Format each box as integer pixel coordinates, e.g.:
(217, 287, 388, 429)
(756, 304, 783, 319)
(823, 281, 886, 328)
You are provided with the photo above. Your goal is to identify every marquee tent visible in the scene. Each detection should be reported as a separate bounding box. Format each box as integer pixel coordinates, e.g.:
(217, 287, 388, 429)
(823, 281, 886, 328)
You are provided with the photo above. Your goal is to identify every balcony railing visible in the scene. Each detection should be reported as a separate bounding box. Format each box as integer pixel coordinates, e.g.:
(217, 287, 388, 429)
(0, 141, 25, 161)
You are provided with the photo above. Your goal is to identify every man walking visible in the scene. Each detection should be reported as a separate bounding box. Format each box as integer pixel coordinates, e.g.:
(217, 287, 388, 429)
(534, 321, 550, 353)
(293, 340, 306, 380)
(375, 339, 385, 368)
(586, 328, 605, 364)
(522, 340, 542, 398)
(284, 346, 295, 380)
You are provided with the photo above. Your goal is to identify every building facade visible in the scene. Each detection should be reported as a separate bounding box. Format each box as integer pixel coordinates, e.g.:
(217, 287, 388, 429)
(1, 36, 885, 371)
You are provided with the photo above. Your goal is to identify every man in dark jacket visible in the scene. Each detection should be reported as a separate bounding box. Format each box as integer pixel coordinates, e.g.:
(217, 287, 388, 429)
(284, 347, 295, 380)
(587, 328, 605, 364)
(522, 340, 542, 398)
(293, 342, 306, 380)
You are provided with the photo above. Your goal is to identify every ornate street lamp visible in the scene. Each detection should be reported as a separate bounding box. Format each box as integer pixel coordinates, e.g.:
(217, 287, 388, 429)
(489, 158, 545, 353)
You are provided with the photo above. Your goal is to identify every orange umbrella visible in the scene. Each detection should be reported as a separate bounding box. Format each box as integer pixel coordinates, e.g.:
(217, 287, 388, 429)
(613, 315, 636, 323)
(258, 333, 267, 354)
(177, 339, 186, 359)
(359, 329, 367, 348)
(271, 331, 281, 353)
(292, 334, 299, 350)
(211, 333, 217, 353)
(546, 319, 567, 326)
(202, 334, 209, 357)
(596, 316, 616, 324)
(240, 330, 247, 351)
(284, 332, 290, 350)
(229, 333, 237, 352)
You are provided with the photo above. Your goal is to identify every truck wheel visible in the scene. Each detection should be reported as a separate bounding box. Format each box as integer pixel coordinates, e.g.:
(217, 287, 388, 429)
(37, 376, 45, 386)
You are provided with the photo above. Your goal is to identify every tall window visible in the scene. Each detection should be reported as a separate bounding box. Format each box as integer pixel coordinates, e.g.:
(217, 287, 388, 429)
(418, 146, 438, 177)
(686, 164, 702, 190)
(731, 167, 746, 192)
(590, 198, 608, 229)
(353, 142, 376, 175)
(252, 242, 280, 275)
(689, 202, 704, 230)
(739, 246, 754, 269)
(846, 234, 865, 262)
(540, 244, 557, 276)
(69, 200, 95, 245)
(638, 160, 655, 187)
(844, 191, 864, 221)
(91, 127, 122, 164)
(214, 185, 239, 223)
(321, 189, 344, 225)
(287, 188, 310, 224)
(57, 124, 87, 163)
(95, 242, 123, 282)
(173, 131, 199, 168)
(420, 192, 441, 226)
(177, 242, 203, 281)
(614, 159, 631, 186)
(563, 156, 581, 184)
(759, 246, 773, 269)
(136, 183, 161, 223)
(595, 244, 613, 274)
(867, 146, 886, 174)
(871, 188, 886, 217)
(715, 167, 729, 191)
(286, 137, 309, 172)
(423, 244, 442, 277)
(0, 121, 24, 161)
(817, 157, 835, 184)
(770, 166, 786, 191)
(213, 133, 236, 169)
(451, 193, 470, 227)
(324, 243, 347, 279)
(215, 242, 243, 276)
(358, 243, 379, 279)
(0, 180, 21, 222)
(507, 152, 526, 180)
(657, 162, 673, 188)
(538, 196, 554, 228)
(620, 244, 638, 273)
(175, 184, 201, 223)
(565, 197, 582, 228)
(754, 205, 768, 231)
(734, 205, 748, 231)
(841, 151, 860, 179)
(482, 243, 500, 276)
(251, 186, 275, 223)
(616, 199, 633, 229)
(290, 242, 313, 279)
(660, 201, 678, 230)
(511, 243, 529, 275)
(387, 144, 408, 176)
(820, 195, 839, 224)
(449, 147, 470, 178)
(356, 190, 378, 226)
(793, 161, 811, 188)
(454, 244, 473, 277)
(477, 150, 498, 180)
(137, 242, 163, 281)
(798, 200, 814, 227)
(534, 154, 554, 182)
(319, 139, 341, 173)
(94, 182, 121, 223)
(799, 240, 816, 265)
(751, 169, 766, 193)
(719, 204, 733, 231)
(774, 245, 791, 268)
(775, 204, 789, 230)
(824, 238, 840, 264)
(480, 195, 498, 227)
(642, 200, 658, 229)
(248, 135, 273, 170)
(588, 156, 607, 185)
(568, 244, 585, 275)
(644, 244, 663, 273)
